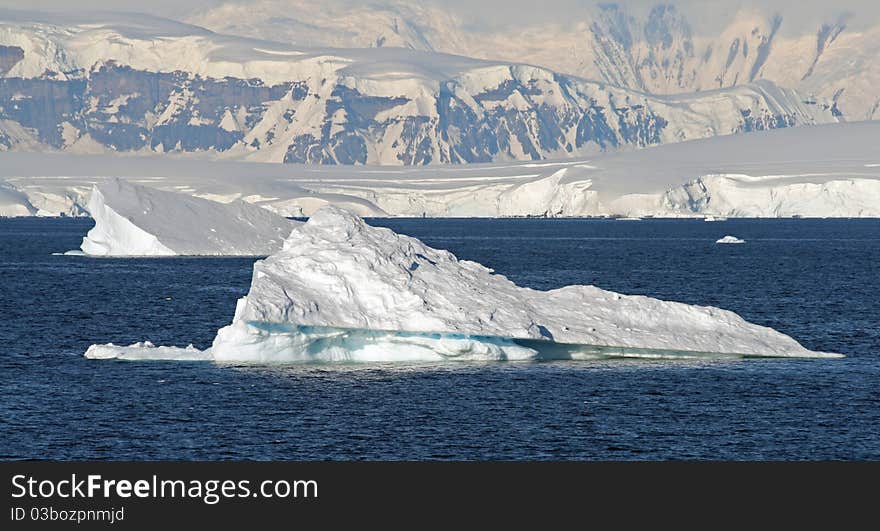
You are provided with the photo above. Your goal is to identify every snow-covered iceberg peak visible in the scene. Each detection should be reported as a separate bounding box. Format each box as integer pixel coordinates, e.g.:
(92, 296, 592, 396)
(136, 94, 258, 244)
(207, 206, 838, 362)
(80, 179, 296, 256)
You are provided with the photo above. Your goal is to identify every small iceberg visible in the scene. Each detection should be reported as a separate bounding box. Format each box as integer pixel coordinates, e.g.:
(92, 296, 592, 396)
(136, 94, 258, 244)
(84, 341, 211, 361)
(86, 207, 839, 362)
(716, 235, 746, 244)
(77, 179, 297, 256)
(704, 216, 728, 222)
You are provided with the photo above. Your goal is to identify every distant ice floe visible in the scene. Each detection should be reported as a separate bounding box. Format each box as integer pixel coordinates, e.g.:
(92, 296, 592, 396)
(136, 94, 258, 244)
(84, 341, 210, 361)
(86, 207, 841, 363)
(716, 235, 746, 244)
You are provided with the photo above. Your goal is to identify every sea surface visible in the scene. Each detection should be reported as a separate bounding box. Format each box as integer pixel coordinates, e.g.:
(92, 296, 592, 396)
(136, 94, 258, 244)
(1, 217, 878, 460)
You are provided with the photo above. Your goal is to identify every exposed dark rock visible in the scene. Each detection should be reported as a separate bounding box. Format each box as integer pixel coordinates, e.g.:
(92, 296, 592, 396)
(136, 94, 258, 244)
(0, 45, 24, 76)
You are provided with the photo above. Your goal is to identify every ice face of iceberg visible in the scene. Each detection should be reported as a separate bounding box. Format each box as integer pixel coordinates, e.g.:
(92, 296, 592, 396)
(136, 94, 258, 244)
(80, 180, 297, 256)
(82, 186, 175, 256)
(211, 323, 539, 363)
(206, 206, 838, 361)
(210, 323, 808, 363)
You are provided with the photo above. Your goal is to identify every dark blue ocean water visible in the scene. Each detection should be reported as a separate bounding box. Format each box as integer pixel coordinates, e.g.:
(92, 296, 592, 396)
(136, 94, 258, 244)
(1, 217, 878, 460)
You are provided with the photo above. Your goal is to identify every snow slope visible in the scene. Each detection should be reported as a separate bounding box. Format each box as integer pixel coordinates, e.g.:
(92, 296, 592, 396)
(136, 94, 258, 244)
(4, 121, 877, 219)
(79, 179, 295, 256)
(87, 206, 838, 362)
(0, 9, 836, 165)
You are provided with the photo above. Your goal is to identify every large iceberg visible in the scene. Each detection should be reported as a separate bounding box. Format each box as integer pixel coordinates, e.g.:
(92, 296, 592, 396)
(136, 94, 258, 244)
(88, 206, 839, 362)
(79, 180, 296, 256)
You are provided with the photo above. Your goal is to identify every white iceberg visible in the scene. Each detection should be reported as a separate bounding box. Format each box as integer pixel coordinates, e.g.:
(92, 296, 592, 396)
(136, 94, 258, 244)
(716, 235, 746, 244)
(80, 180, 296, 256)
(86, 206, 838, 363)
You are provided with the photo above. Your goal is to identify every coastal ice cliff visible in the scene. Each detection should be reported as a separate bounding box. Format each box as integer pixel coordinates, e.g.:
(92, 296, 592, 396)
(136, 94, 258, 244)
(0, 183, 37, 217)
(87, 207, 840, 362)
(79, 180, 296, 256)
(4, 122, 880, 219)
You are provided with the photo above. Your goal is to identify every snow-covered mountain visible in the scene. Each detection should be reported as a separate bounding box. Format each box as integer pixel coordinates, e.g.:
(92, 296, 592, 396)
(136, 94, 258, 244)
(0, 10, 835, 165)
(190, 1, 880, 121)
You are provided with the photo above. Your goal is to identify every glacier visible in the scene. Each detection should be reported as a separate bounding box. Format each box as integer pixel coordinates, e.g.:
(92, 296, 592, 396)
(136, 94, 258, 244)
(87, 206, 840, 362)
(3, 121, 879, 220)
(79, 179, 296, 256)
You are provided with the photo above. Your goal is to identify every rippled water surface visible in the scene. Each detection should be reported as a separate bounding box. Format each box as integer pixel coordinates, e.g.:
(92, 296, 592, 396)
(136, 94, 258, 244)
(1, 217, 878, 459)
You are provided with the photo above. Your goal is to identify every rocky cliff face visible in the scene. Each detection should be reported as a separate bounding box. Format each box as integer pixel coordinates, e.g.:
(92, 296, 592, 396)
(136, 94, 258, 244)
(0, 63, 834, 164)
